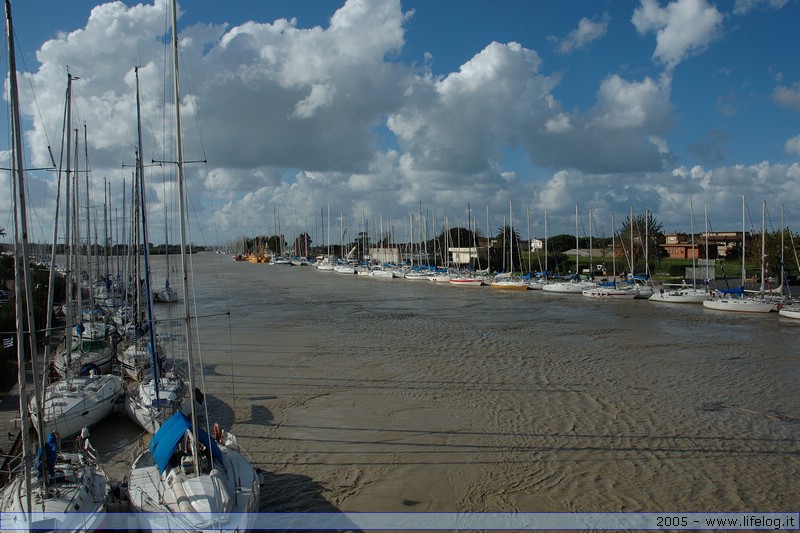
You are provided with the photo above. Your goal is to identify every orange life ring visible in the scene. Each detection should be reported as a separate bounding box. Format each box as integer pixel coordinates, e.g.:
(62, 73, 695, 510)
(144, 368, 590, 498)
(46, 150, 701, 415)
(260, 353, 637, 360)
(213, 423, 223, 443)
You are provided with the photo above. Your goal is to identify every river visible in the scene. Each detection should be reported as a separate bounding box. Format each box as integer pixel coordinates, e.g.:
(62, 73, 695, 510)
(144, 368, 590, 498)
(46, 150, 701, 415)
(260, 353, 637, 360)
(92, 252, 800, 514)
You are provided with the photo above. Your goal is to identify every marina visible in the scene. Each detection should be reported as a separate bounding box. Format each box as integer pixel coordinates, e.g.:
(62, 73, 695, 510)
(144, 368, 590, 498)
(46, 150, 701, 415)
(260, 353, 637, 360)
(1, 0, 799, 526)
(18, 251, 791, 514)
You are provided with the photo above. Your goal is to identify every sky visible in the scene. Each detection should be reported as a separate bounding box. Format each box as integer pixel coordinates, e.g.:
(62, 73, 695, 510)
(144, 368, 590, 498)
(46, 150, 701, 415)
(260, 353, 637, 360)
(2, 0, 799, 248)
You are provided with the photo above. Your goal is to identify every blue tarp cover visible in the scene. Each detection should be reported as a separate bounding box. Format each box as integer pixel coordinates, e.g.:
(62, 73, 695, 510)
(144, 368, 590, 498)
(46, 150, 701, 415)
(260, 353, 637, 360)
(36, 433, 59, 479)
(150, 412, 223, 474)
(718, 286, 744, 295)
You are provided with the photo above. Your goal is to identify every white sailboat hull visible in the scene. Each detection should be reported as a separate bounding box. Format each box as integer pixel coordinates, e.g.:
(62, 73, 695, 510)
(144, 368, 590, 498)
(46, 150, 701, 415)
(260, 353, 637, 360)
(542, 281, 597, 293)
(0, 458, 111, 530)
(124, 373, 189, 434)
(490, 279, 529, 290)
(582, 288, 638, 298)
(778, 307, 800, 319)
(448, 278, 484, 286)
(649, 288, 709, 304)
(702, 298, 776, 313)
(128, 432, 260, 531)
(31, 374, 123, 440)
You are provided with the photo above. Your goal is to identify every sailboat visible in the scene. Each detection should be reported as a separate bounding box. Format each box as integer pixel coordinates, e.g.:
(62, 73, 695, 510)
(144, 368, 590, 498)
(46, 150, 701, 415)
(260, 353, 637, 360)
(649, 199, 710, 304)
(31, 72, 123, 441)
(449, 204, 486, 286)
(0, 2, 111, 527)
(583, 213, 638, 298)
(703, 198, 776, 313)
(127, 1, 261, 528)
(543, 205, 597, 294)
(123, 65, 188, 435)
(490, 202, 528, 290)
(50, 79, 117, 378)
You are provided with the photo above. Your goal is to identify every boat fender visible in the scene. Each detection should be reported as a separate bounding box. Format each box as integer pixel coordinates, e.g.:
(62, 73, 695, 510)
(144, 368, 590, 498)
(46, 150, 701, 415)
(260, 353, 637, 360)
(213, 423, 223, 443)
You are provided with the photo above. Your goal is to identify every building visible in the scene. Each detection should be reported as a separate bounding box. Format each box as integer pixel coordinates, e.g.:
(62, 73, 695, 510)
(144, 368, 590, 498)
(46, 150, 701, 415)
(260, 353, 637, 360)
(660, 231, 741, 260)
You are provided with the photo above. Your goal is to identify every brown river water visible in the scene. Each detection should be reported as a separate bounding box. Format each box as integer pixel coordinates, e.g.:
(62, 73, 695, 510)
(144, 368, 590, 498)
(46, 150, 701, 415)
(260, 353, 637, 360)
(90, 252, 800, 515)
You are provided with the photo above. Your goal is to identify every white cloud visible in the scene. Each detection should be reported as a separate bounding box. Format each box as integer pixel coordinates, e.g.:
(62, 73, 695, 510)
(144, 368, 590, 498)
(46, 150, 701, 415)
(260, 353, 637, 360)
(555, 14, 610, 54)
(785, 135, 800, 157)
(545, 114, 572, 134)
(733, 0, 788, 14)
(6, 0, 795, 246)
(773, 83, 800, 112)
(292, 83, 337, 119)
(632, 0, 723, 70)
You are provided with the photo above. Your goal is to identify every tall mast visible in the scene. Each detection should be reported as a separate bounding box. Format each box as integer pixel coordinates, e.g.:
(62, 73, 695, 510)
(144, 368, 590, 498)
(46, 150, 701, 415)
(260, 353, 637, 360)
(630, 206, 634, 278)
(760, 200, 766, 293)
(508, 201, 514, 274)
(689, 196, 696, 289)
(171, 0, 201, 471)
(575, 204, 579, 276)
(6, 0, 46, 507)
(135, 66, 161, 402)
(41, 73, 70, 408)
(544, 210, 548, 276)
(588, 208, 593, 277)
(741, 195, 746, 287)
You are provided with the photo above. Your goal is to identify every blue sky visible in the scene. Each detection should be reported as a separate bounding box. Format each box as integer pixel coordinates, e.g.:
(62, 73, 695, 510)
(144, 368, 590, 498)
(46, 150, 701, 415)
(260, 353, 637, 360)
(3, 0, 799, 246)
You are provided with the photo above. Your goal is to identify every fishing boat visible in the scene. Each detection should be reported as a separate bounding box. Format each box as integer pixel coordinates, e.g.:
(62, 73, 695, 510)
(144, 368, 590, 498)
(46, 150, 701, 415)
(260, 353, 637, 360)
(127, 2, 261, 528)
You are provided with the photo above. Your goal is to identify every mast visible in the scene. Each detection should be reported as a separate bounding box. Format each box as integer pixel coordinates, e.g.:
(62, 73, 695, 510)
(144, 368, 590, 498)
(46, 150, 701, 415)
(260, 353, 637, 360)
(135, 65, 161, 403)
(171, 0, 201, 471)
(704, 203, 710, 287)
(588, 208, 593, 277)
(741, 195, 746, 287)
(486, 205, 490, 273)
(760, 200, 766, 293)
(629, 206, 634, 279)
(645, 208, 650, 279)
(575, 204, 579, 276)
(612, 213, 617, 287)
(6, 0, 47, 507)
(6, 0, 36, 513)
(689, 196, 697, 289)
(544, 210, 548, 276)
(41, 73, 71, 408)
(83, 124, 97, 320)
(508, 201, 514, 274)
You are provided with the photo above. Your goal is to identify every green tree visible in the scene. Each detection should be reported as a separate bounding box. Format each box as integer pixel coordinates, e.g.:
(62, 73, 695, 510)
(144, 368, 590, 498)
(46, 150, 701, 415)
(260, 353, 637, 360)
(752, 228, 800, 281)
(617, 210, 667, 274)
(294, 232, 312, 256)
(266, 234, 286, 255)
(490, 225, 523, 273)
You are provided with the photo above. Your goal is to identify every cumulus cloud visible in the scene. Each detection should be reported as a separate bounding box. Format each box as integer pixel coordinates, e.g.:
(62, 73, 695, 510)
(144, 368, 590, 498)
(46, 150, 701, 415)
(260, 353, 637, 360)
(632, 0, 723, 70)
(786, 135, 800, 157)
(553, 14, 610, 54)
(7, 0, 794, 245)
